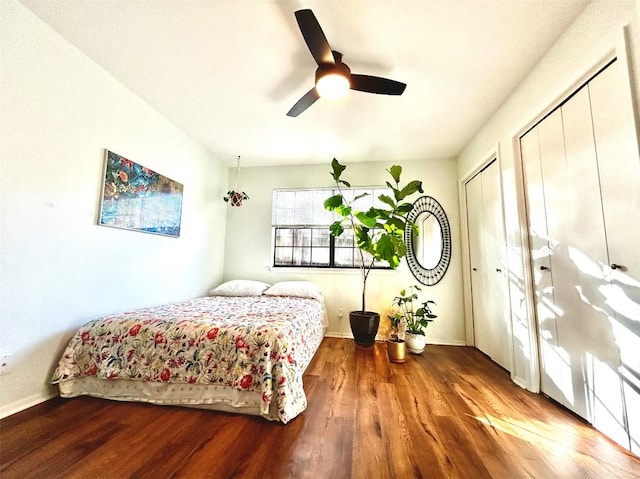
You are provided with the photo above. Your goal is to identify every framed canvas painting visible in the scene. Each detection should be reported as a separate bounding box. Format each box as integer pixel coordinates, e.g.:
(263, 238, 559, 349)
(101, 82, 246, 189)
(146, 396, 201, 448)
(98, 150, 183, 237)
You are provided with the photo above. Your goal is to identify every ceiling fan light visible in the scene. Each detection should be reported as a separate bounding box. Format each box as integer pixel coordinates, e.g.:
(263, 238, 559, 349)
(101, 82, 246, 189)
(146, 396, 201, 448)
(316, 72, 350, 99)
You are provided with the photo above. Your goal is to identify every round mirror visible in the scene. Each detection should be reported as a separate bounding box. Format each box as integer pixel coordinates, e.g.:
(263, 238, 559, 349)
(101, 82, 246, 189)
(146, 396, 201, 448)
(405, 196, 451, 285)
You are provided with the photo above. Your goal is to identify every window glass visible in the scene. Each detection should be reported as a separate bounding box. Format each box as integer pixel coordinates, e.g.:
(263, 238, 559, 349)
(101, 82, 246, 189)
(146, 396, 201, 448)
(272, 188, 391, 269)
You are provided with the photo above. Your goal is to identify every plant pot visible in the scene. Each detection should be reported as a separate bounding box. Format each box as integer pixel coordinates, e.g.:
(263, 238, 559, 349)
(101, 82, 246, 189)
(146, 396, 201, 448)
(230, 192, 244, 207)
(387, 339, 406, 363)
(349, 311, 380, 347)
(405, 332, 427, 354)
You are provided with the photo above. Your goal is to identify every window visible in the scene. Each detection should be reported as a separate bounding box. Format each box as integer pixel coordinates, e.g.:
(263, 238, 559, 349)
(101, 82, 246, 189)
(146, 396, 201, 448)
(272, 188, 391, 269)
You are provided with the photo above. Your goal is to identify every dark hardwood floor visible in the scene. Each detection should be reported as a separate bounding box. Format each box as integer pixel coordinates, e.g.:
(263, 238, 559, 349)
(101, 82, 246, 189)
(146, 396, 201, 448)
(2, 337, 639, 478)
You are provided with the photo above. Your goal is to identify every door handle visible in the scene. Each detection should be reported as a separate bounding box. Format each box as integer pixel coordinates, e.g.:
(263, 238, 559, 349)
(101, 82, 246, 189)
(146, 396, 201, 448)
(611, 263, 622, 270)
(496, 268, 502, 273)
(472, 267, 477, 271)
(539, 265, 548, 271)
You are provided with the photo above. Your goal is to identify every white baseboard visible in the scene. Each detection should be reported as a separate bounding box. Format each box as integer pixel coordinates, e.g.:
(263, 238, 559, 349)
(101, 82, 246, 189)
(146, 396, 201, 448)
(323, 332, 466, 347)
(324, 332, 353, 339)
(511, 376, 530, 390)
(0, 391, 56, 419)
(428, 339, 467, 346)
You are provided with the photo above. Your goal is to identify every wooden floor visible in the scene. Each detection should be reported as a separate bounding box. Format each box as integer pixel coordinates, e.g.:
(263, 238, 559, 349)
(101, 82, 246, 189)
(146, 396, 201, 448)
(2, 338, 639, 479)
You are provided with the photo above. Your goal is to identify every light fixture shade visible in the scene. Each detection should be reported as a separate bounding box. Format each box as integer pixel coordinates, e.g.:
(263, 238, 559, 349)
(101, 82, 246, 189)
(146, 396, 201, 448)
(316, 70, 350, 99)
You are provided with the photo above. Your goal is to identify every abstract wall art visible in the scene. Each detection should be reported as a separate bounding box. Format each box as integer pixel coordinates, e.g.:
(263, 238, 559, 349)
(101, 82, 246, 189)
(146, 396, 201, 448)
(98, 150, 183, 237)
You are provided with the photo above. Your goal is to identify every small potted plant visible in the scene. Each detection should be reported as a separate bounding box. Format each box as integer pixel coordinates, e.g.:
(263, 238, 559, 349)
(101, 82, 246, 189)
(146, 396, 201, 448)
(223, 190, 249, 207)
(223, 156, 249, 207)
(391, 285, 437, 354)
(387, 311, 406, 363)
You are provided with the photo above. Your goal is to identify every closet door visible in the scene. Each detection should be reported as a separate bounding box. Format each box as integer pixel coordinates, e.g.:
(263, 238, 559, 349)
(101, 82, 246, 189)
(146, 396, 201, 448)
(589, 62, 640, 454)
(466, 161, 510, 370)
(521, 122, 566, 406)
(521, 58, 639, 452)
(561, 86, 625, 442)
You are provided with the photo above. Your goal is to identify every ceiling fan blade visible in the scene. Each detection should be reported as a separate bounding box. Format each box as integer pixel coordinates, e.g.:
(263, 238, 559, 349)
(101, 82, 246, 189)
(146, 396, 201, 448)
(294, 9, 335, 66)
(350, 74, 407, 95)
(287, 87, 321, 117)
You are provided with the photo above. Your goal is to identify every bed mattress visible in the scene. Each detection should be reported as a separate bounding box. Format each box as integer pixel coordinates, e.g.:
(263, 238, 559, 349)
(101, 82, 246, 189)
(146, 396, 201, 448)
(52, 295, 326, 423)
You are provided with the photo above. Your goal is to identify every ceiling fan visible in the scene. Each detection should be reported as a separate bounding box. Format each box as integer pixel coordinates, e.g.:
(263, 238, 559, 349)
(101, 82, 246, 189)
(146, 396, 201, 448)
(286, 9, 407, 117)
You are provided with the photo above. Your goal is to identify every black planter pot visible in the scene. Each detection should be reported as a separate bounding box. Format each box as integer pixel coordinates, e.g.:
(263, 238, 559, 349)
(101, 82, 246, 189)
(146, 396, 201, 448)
(349, 311, 380, 347)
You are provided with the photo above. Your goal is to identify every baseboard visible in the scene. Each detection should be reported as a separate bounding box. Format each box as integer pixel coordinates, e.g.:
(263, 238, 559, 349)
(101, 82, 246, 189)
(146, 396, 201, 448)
(0, 391, 56, 419)
(324, 332, 353, 339)
(428, 339, 467, 346)
(323, 332, 466, 347)
(511, 376, 529, 390)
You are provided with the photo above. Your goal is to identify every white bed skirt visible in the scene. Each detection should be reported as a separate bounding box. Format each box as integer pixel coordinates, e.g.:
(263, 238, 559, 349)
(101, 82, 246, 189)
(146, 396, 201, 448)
(58, 377, 280, 421)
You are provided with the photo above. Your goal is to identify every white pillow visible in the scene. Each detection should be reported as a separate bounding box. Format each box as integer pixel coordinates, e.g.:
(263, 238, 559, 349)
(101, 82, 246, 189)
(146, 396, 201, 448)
(263, 281, 324, 301)
(209, 280, 271, 297)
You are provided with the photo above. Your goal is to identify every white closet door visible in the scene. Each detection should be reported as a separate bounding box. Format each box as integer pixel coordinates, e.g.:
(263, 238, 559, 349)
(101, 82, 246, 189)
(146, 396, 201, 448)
(521, 127, 565, 404)
(589, 60, 640, 453)
(561, 86, 625, 442)
(482, 161, 510, 369)
(521, 59, 638, 453)
(466, 161, 509, 369)
(466, 173, 492, 358)
(536, 109, 581, 412)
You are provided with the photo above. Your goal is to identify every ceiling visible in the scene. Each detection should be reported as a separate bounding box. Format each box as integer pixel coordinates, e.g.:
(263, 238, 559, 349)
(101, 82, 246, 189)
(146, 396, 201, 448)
(20, 0, 590, 167)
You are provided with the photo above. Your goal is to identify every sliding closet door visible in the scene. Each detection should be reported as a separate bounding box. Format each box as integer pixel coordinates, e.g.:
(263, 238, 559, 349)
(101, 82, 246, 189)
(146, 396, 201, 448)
(466, 161, 510, 370)
(589, 62, 640, 454)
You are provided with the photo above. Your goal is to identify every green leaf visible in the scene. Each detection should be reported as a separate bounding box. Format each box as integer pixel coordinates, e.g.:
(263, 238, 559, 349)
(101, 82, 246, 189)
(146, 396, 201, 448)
(391, 234, 407, 258)
(378, 194, 396, 209)
(387, 217, 405, 231)
(355, 211, 378, 228)
(388, 165, 402, 183)
(329, 221, 344, 237)
(330, 158, 346, 182)
(324, 194, 343, 210)
(376, 234, 395, 260)
(353, 192, 370, 202)
(357, 237, 373, 254)
(397, 180, 424, 200)
(336, 205, 352, 217)
(396, 202, 413, 214)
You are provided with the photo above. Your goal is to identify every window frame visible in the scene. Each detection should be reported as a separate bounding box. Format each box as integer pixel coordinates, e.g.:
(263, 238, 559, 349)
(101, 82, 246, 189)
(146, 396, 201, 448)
(271, 187, 392, 270)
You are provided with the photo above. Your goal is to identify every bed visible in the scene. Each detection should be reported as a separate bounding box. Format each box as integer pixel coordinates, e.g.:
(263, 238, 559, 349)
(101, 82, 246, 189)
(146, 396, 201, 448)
(52, 280, 327, 423)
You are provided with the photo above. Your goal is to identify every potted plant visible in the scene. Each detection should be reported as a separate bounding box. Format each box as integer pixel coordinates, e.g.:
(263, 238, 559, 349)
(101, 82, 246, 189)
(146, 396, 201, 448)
(392, 285, 437, 354)
(387, 311, 407, 363)
(324, 158, 423, 347)
(223, 190, 249, 207)
(223, 156, 249, 207)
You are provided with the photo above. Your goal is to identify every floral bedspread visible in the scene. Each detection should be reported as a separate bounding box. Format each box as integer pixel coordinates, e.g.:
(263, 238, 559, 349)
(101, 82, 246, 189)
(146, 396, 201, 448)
(52, 295, 326, 423)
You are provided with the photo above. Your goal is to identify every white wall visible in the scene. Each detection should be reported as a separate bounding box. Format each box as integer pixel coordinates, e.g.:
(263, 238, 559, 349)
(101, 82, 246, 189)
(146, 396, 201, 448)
(221, 158, 465, 346)
(0, 1, 227, 417)
(457, 0, 640, 389)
